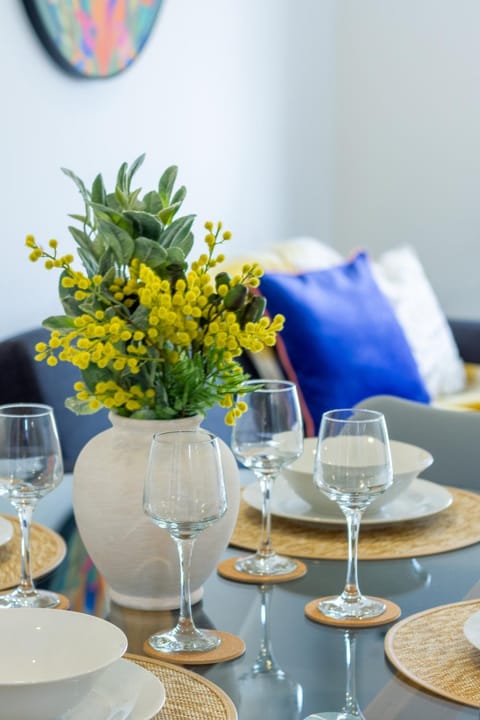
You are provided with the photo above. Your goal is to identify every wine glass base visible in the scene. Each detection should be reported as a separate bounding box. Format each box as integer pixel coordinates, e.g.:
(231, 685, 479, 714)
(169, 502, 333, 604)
(234, 553, 298, 576)
(318, 595, 386, 620)
(304, 713, 362, 719)
(0, 588, 62, 609)
(147, 628, 221, 654)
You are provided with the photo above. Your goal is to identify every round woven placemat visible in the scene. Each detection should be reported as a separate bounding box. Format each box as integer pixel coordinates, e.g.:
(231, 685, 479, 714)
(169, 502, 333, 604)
(125, 652, 237, 719)
(384, 599, 480, 708)
(0, 514, 67, 590)
(230, 488, 480, 560)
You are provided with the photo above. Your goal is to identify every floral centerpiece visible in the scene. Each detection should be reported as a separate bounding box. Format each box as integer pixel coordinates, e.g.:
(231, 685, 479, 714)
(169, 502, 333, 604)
(26, 154, 284, 425)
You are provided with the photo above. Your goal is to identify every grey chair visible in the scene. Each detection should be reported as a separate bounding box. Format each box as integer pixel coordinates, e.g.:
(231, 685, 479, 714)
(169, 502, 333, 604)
(355, 394, 480, 490)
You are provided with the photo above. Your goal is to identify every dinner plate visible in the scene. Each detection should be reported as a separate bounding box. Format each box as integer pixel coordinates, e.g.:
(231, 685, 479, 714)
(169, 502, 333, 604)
(62, 657, 166, 719)
(243, 476, 453, 527)
(0, 516, 14, 547)
(463, 610, 480, 651)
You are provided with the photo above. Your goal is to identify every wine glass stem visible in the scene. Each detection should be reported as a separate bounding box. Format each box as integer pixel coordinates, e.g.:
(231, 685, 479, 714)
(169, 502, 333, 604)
(172, 534, 198, 636)
(257, 473, 277, 558)
(342, 508, 363, 602)
(13, 502, 36, 596)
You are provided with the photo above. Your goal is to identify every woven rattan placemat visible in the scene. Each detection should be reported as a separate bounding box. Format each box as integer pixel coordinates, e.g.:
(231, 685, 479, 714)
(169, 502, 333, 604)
(0, 514, 66, 590)
(384, 599, 480, 708)
(125, 652, 237, 719)
(230, 488, 480, 560)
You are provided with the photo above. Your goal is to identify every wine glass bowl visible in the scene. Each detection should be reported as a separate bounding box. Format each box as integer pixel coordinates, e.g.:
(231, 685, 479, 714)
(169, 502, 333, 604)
(231, 380, 304, 576)
(0, 403, 64, 608)
(144, 428, 227, 654)
(284, 438, 432, 513)
(313, 409, 393, 620)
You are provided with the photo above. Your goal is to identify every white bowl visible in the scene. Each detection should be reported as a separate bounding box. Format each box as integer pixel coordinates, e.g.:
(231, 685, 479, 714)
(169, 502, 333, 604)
(283, 437, 433, 513)
(0, 608, 127, 720)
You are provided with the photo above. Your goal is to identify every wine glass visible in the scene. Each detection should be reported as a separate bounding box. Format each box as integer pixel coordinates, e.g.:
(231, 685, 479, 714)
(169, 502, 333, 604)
(144, 428, 227, 653)
(231, 380, 304, 576)
(313, 408, 393, 619)
(303, 630, 365, 720)
(0, 403, 64, 608)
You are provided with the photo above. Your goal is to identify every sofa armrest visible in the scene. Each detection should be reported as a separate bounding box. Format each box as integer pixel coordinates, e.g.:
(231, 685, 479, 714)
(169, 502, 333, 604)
(448, 319, 480, 364)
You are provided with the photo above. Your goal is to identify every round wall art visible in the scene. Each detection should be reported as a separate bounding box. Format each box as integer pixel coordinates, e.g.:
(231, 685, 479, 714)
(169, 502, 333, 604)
(22, 0, 163, 79)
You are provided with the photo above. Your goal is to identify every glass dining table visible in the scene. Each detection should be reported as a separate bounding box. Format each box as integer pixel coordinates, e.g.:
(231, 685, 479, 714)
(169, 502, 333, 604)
(45, 474, 480, 720)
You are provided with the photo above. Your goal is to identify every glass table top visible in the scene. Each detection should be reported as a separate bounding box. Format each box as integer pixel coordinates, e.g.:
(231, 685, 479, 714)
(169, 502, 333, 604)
(44, 478, 480, 720)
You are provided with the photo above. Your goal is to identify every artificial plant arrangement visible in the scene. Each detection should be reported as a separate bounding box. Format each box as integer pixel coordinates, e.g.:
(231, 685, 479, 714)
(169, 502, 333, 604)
(26, 154, 284, 424)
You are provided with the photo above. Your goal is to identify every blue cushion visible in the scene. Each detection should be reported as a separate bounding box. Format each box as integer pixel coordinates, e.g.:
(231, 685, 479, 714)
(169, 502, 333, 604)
(259, 252, 430, 435)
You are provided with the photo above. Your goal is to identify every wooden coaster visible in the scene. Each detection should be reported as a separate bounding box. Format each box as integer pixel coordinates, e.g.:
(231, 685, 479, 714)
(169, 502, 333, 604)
(305, 596, 401, 628)
(125, 653, 237, 719)
(143, 630, 246, 665)
(384, 599, 480, 708)
(230, 487, 480, 560)
(217, 556, 307, 584)
(0, 592, 70, 609)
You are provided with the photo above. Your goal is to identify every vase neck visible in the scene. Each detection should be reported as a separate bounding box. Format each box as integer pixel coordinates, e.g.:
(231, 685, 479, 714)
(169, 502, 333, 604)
(108, 413, 203, 434)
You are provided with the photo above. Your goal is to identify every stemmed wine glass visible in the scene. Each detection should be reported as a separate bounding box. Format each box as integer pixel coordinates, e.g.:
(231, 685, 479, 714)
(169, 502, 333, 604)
(313, 409, 393, 619)
(231, 380, 304, 576)
(0, 403, 64, 608)
(144, 428, 227, 653)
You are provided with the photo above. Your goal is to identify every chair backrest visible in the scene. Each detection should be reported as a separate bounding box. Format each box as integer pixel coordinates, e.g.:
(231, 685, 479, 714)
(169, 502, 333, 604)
(355, 395, 480, 490)
(0, 327, 110, 472)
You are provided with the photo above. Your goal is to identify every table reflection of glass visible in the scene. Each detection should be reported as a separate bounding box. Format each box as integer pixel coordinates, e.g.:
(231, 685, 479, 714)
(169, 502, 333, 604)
(305, 630, 364, 720)
(235, 584, 303, 720)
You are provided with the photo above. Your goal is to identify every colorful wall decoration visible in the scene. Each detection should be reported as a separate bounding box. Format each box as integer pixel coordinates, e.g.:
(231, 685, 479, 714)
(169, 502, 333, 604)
(22, 0, 163, 79)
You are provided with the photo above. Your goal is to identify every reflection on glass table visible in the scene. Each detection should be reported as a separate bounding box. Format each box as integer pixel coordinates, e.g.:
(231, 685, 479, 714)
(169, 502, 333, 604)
(234, 584, 303, 720)
(305, 630, 364, 720)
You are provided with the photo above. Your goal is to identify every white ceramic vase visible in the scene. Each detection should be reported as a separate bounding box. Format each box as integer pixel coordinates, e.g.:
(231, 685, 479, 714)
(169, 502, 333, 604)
(72, 412, 240, 610)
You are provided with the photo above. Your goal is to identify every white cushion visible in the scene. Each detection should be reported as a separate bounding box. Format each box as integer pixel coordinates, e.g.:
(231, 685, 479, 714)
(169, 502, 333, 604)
(371, 245, 465, 398)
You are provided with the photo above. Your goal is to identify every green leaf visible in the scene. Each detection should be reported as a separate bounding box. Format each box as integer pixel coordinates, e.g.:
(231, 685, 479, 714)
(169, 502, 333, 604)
(77, 247, 100, 277)
(97, 219, 135, 265)
(65, 396, 99, 415)
(61, 167, 90, 204)
(116, 161, 128, 192)
(142, 191, 163, 215)
(124, 211, 162, 240)
(68, 226, 95, 255)
(171, 185, 187, 205)
(134, 237, 168, 269)
(175, 232, 194, 258)
(125, 154, 145, 191)
(158, 201, 183, 225)
(98, 255, 116, 280)
(166, 246, 186, 265)
(158, 166, 178, 206)
(42, 315, 76, 331)
(89, 202, 125, 227)
(159, 214, 195, 249)
(130, 304, 151, 329)
(91, 173, 106, 205)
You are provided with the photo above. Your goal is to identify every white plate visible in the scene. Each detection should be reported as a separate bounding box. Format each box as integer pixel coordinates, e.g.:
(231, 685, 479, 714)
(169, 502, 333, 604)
(243, 476, 453, 527)
(62, 658, 166, 720)
(464, 610, 480, 651)
(0, 516, 14, 547)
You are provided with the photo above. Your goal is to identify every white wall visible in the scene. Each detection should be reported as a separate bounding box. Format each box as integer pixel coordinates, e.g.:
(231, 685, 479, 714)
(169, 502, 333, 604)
(3, 0, 315, 339)
(2, 1, 479, 341)
(333, 0, 480, 318)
